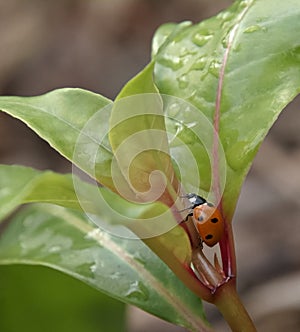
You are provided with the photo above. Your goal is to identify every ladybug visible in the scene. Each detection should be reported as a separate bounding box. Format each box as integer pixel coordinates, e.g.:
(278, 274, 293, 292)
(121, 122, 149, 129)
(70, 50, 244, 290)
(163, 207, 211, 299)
(182, 193, 224, 247)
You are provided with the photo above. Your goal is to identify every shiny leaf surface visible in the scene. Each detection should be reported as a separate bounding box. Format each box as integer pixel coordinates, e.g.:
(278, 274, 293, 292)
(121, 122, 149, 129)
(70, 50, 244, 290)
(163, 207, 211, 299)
(153, 0, 300, 217)
(0, 205, 207, 331)
(0, 88, 115, 189)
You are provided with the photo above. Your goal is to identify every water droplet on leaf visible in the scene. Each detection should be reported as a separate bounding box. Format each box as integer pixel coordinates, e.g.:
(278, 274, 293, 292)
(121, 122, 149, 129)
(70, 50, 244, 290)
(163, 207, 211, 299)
(238, 0, 250, 9)
(48, 245, 62, 253)
(132, 251, 147, 265)
(244, 25, 267, 33)
(208, 60, 221, 77)
(90, 263, 97, 273)
(125, 281, 149, 301)
(85, 228, 103, 241)
(222, 36, 229, 48)
(110, 271, 123, 280)
(192, 32, 213, 47)
(191, 56, 207, 70)
(167, 102, 181, 117)
(217, 10, 234, 22)
(157, 54, 183, 70)
(177, 74, 189, 89)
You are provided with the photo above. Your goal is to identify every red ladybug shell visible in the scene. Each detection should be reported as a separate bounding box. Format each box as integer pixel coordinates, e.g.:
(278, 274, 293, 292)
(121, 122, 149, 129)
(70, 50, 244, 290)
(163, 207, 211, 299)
(193, 203, 224, 247)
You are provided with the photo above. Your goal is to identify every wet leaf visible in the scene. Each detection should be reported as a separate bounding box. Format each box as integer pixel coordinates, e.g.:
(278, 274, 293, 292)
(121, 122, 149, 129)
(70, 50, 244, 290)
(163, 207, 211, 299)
(0, 204, 208, 331)
(108, 63, 206, 308)
(0, 164, 189, 241)
(153, 0, 300, 218)
(0, 165, 88, 220)
(0, 162, 194, 293)
(109, 63, 179, 206)
(0, 88, 115, 189)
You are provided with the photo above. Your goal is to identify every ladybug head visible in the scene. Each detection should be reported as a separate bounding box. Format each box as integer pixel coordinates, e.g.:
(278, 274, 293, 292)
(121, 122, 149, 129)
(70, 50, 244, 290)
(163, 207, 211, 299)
(186, 193, 207, 209)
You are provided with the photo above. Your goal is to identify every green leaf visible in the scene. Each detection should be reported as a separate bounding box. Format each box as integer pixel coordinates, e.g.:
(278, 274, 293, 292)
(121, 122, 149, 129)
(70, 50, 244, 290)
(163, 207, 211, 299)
(0, 165, 87, 220)
(0, 164, 189, 243)
(0, 88, 115, 189)
(108, 63, 211, 307)
(0, 165, 201, 327)
(109, 62, 179, 206)
(0, 204, 209, 332)
(0, 265, 126, 332)
(116, 62, 159, 98)
(153, 0, 300, 217)
(0, 164, 118, 222)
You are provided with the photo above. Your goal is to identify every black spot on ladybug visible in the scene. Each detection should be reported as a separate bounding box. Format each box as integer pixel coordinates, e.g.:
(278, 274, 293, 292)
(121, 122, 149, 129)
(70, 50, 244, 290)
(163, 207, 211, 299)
(211, 218, 218, 223)
(198, 216, 204, 222)
(205, 234, 213, 240)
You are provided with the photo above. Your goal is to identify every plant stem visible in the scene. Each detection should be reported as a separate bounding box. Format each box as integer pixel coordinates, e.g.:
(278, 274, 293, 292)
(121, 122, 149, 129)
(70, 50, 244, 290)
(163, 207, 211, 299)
(219, 220, 236, 278)
(214, 280, 257, 332)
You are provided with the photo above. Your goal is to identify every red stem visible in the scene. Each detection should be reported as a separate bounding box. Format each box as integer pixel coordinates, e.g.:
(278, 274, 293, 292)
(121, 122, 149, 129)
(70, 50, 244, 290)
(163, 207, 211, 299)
(219, 217, 237, 278)
(212, 0, 253, 280)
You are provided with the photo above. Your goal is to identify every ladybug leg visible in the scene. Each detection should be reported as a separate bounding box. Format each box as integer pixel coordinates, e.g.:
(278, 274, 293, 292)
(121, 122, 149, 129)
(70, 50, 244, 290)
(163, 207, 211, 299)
(196, 238, 203, 249)
(177, 209, 193, 223)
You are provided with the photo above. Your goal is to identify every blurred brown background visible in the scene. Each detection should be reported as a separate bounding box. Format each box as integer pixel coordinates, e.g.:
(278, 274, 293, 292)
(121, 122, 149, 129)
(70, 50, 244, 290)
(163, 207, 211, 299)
(0, 0, 299, 331)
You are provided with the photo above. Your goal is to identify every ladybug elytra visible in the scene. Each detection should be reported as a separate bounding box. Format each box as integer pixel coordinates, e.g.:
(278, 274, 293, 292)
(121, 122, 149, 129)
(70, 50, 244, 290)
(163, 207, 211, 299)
(182, 193, 224, 247)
